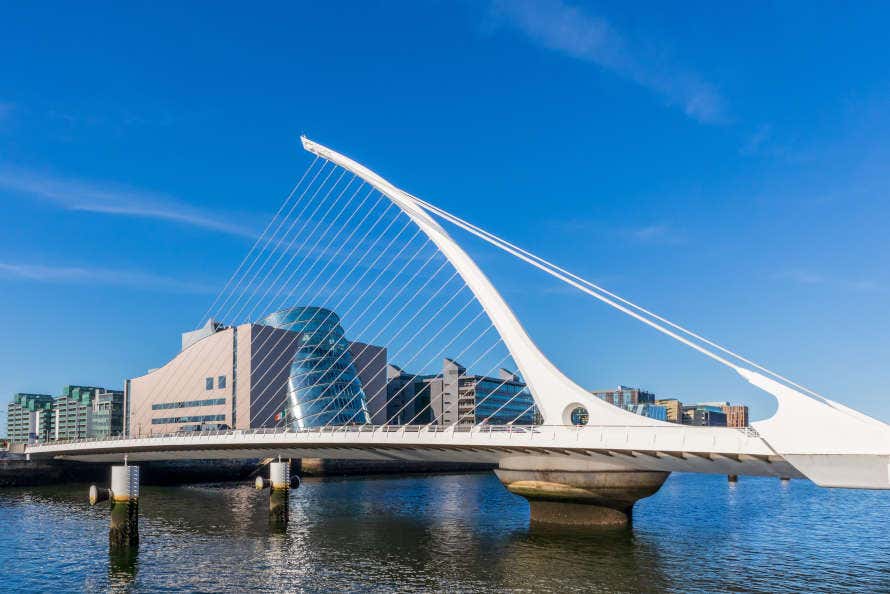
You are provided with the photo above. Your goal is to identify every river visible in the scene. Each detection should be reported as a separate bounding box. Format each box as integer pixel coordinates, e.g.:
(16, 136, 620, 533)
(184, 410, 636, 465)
(0, 472, 888, 592)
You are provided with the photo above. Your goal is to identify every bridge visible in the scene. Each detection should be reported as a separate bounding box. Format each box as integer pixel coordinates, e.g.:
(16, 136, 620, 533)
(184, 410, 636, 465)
(25, 136, 890, 530)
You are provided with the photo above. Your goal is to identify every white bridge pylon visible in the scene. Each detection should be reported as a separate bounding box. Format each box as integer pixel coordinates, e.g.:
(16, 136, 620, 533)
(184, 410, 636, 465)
(300, 136, 890, 489)
(300, 137, 647, 430)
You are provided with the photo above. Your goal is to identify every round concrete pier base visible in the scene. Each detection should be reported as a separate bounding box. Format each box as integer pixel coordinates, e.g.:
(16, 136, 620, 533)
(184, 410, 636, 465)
(495, 456, 669, 529)
(528, 500, 632, 528)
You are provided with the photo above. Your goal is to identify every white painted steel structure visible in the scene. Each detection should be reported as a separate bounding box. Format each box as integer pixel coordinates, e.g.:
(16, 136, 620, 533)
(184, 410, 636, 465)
(26, 425, 804, 481)
(26, 137, 890, 490)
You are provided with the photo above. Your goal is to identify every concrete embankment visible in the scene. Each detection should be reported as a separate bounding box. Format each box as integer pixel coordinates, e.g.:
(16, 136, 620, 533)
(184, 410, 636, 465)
(0, 458, 258, 487)
(300, 458, 495, 476)
(0, 456, 494, 487)
(0, 458, 109, 487)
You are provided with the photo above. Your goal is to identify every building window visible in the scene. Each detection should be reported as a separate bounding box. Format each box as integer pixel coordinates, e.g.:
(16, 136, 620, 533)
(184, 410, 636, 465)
(218, 375, 226, 389)
(205, 377, 213, 391)
(152, 414, 226, 425)
(152, 398, 226, 410)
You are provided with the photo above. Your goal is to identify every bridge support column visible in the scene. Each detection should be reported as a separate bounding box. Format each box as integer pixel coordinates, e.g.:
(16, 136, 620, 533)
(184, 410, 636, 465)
(495, 456, 668, 529)
(268, 461, 292, 527)
(109, 465, 139, 547)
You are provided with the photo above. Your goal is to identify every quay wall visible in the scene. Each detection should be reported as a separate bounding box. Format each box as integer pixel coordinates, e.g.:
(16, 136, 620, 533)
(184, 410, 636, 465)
(300, 458, 495, 477)
(0, 456, 494, 487)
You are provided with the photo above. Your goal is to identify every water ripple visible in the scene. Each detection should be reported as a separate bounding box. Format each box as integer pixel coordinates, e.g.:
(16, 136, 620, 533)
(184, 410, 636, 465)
(0, 473, 888, 592)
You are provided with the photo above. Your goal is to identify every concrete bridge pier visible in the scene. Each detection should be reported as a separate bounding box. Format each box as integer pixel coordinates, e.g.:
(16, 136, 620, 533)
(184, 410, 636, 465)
(494, 456, 668, 529)
(109, 465, 139, 547)
(257, 460, 298, 527)
(269, 461, 290, 525)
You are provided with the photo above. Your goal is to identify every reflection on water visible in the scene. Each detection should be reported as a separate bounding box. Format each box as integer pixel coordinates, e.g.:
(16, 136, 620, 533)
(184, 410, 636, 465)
(0, 472, 889, 592)
(108, 545, 138, 589)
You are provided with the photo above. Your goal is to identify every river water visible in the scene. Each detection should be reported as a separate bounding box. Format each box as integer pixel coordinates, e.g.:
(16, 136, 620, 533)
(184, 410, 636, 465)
(0, 472, 888, 593)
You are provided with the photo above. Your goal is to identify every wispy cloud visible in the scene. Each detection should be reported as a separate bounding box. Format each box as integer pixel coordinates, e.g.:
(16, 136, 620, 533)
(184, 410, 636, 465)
(0, 167, 256, 238)
(0, 261, 215, 294)
(548, 218, 686, 245)
(740, 124, 773, 156)
(740, 123, 803, 160)
(628, 223, 684, 244)
(773, 269, 884, 293)
(487, 0, 727, 124)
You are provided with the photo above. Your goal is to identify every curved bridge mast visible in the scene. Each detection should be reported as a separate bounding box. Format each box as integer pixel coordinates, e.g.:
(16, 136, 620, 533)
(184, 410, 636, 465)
(300, 136, 661, 428)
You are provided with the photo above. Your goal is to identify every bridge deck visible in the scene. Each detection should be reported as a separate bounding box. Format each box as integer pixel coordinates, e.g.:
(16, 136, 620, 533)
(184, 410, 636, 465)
(24, 425, 804, 479)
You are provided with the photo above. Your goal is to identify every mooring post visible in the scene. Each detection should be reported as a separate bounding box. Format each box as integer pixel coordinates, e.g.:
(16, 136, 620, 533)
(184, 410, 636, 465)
(109, 464, 140, 547)
(89, 484, 112, 505)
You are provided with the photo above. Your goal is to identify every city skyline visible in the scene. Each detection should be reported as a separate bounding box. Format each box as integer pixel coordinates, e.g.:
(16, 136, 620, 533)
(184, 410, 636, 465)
(5, 297, 746, 443)
(3, 2, 890, 429)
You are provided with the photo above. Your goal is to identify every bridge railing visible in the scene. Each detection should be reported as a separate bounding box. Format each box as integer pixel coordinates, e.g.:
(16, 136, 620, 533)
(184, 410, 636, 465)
(28, 422, 761, 448)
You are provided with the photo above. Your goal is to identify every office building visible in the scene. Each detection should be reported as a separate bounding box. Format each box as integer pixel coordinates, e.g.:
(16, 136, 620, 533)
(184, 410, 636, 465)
(385, 359, 536, 427)
(592, 386, 656, 407)
(54, 385, 124, 440)
(92, 389, 125, 438)
(433, 359, 536, 426)
(682, 404, 727, 427)
(127, 318, 300, 435)
(722, 404, 750, 428)
(7, 387, 124, 443)
(656, 398, 683, 423)
(592, 385, 665, 421)
(385, 364, 435, 425)
(126, 307, 386, 434)
(671, 401, 749, 428)
(6, 393, 54, 443)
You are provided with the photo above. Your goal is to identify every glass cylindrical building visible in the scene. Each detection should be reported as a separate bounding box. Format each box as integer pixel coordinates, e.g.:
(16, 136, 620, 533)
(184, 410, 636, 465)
(261, 307, 370, 429)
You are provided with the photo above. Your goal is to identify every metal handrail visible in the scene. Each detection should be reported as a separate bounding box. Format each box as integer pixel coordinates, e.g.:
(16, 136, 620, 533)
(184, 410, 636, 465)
(26, 422, 762, 449)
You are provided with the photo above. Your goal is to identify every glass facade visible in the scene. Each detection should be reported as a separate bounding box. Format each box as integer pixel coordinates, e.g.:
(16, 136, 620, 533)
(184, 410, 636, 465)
(92, 389, 124, 439)
(262, 307, 370, 429)
(624, 403, 668, 421)
(463, 378, 535, 426)
(682, 405, 728, 426)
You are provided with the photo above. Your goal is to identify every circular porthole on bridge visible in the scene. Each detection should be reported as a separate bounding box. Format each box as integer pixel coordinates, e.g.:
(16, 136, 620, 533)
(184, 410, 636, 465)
(570, 406, 589, 426)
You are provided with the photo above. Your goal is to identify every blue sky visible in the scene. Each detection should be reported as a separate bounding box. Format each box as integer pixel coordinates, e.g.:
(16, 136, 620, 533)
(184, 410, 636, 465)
(1, 1, 889, 428)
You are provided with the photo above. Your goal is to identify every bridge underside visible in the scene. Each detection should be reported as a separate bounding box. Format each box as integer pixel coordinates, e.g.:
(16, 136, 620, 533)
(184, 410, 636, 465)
(42, 445, 801, 478)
